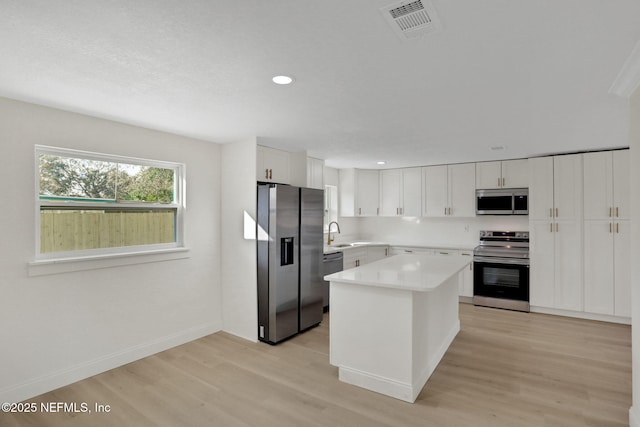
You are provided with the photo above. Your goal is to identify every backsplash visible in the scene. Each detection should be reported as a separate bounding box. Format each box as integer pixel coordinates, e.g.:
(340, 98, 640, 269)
(335, 215, 529, 248)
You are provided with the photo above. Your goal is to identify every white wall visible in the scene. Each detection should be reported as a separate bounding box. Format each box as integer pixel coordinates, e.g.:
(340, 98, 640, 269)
(338, 216, 529, 248)
(630, 89, 640, 427)
(221, 139, 258, 341)
(0, 97, 223, 403)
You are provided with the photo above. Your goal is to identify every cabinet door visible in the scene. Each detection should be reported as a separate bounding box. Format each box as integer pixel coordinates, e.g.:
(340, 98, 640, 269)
(528, 157, 554, 221)
(475, 161, 502, 189)
(355, 170, 380, 216)
(554, 220, 583, 312)
(501, 159, 529, 188)
(423, 165, 448, 217)
(307, 157, 324, 190)
(529, 220, 555, 308)
(367, 246, 388, 263)
(448, 163, 476, 217)
(380, 169, 402, 216)
(583, 151, 613, 220)
(613, 150, 630, 220)
(402, 168, 422, 217)
(339, 169, 355, 217)
(583, 220, 614, 315)
(257, 146, 291, 184)
(553, 154, 583, 221)
(342, 248, 367, 269)
(614, 220, 631, 317)
(459, 251, 474, 297)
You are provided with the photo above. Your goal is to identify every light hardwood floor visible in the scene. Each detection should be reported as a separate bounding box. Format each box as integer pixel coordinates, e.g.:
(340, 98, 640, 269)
(3, 304, 632, 427)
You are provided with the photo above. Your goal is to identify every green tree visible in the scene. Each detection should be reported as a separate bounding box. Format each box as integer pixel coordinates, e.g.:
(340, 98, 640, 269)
(39, 155, 174, 203)
(39, 155, 116, 199)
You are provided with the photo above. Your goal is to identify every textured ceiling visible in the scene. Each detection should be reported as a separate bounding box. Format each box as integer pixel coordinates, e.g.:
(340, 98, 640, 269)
(1, 0, 640, 169)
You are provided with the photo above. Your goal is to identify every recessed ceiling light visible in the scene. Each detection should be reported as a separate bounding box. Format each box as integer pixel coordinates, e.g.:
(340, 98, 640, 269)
(490, 145, 505, 151)
(377, 161, 386, 165)
(272, 75, 294, 85)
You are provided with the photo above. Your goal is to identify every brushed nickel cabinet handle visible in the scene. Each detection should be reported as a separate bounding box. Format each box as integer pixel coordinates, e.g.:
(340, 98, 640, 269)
(550, 208, 553, 218)
(556, 208, 559, 217)
(609, 207, 612, 217)
(556, 223, 558, 232)
(610, 223, 612, 233)
(265, 169, 269, 179)
(617, 223, 619, 233)
(616, 207, 619, 217)
(502, 177, 505, 186)
(269, 169, 273, 180)
(498, 177, 501, 187)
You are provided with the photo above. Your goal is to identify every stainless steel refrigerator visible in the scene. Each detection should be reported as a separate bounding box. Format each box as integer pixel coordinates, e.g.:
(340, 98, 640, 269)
(257, 184, 324, 344)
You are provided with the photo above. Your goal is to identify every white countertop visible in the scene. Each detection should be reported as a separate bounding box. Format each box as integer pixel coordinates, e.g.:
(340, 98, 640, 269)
(324, 241, 475, 254)
(324, 253, 471, 292)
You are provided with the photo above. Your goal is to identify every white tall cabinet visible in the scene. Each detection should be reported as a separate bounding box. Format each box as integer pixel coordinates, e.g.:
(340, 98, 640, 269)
(529, 154, 583, 312)
(582, 150, 630, 317)
(423, 163, 475, 217)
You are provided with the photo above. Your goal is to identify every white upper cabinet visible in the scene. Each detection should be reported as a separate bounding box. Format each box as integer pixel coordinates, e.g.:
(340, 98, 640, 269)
(402, 168, 422, 217)
(553, 154, 583, 221)
(423, 163, 475, 217)
(476, 159, 528, 189)
(475, 161, 502, 189)
(448, 163, 476, 217)
(339, 169, 379, 217)
(257, 145, 290, 184)
(528, 157, 554, 220)
(582, 149, 629, 220)
(423, 165, 448, 217)
(380, 169, 402, 216)
(379, 168, 422, 217)
(306, 157, 325, 190)
(583, 151, 613, 220)
(613, 150, 630, 220)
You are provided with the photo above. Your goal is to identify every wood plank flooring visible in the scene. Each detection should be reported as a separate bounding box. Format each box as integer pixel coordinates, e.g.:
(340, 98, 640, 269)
(3, 304, 632, 426)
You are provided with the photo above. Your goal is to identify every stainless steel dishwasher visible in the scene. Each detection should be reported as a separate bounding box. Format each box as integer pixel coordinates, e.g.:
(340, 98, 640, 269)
(322, 251, 344, 312)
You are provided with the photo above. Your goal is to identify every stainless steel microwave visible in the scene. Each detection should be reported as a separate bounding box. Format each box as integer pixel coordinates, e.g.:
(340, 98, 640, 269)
(476, 188, 528, 215)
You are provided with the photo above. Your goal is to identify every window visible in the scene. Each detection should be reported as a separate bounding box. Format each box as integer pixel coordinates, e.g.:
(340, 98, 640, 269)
(35, 145, 184, 259)
(324, 184, 338, 232)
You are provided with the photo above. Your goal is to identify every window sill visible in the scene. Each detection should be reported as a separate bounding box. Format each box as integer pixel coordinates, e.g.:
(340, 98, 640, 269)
(28, 247, 191, 276)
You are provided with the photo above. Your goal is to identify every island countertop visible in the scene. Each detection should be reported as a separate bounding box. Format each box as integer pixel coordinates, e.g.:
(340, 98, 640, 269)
(324, 253, 471, 292)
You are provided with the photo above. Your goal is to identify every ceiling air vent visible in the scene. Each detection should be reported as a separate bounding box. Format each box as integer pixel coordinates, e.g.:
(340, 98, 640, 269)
(380, 0, 441, 41)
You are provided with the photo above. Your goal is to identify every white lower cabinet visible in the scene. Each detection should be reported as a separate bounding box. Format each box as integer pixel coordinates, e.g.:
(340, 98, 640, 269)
(459, 251, 474, 298)
(367, 246, 389, 263)
(342, 248, 368, 269)
(614, 221, 631, 317)
(583, 220, 630, 317)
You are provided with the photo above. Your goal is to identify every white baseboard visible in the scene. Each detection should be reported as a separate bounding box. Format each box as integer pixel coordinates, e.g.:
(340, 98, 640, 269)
(0, 322, 219, 404)
(530, 306, 631, 325)
(338, 365, 414, 403)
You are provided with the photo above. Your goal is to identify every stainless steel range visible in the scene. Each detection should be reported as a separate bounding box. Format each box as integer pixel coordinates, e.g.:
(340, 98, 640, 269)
(473, 230, 530, 312)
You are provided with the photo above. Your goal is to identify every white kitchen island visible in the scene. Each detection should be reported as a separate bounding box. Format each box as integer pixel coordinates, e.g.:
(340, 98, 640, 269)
(325, 253, 471, 403)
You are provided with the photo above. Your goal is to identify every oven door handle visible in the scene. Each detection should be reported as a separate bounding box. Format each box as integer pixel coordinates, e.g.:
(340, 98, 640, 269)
(474, 256, 529, 266)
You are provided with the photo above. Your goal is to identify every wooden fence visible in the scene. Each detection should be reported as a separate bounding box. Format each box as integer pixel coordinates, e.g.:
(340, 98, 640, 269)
(40, 209, 175, 253)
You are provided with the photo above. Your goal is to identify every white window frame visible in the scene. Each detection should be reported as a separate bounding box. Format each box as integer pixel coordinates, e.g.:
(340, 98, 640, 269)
(34, 145, 186, 262)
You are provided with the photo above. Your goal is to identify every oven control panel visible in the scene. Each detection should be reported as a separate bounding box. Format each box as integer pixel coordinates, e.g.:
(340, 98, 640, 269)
(479, 230, 529, 239)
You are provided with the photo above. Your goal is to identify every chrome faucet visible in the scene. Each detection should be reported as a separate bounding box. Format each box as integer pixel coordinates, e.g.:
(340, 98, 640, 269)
(327, 221, 341, 245)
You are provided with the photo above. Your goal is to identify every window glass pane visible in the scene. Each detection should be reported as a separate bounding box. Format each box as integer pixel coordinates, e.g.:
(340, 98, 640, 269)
(39, 154, 117, 201)
(116, 164, 175, 203)
(40, 207, 176, 253)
